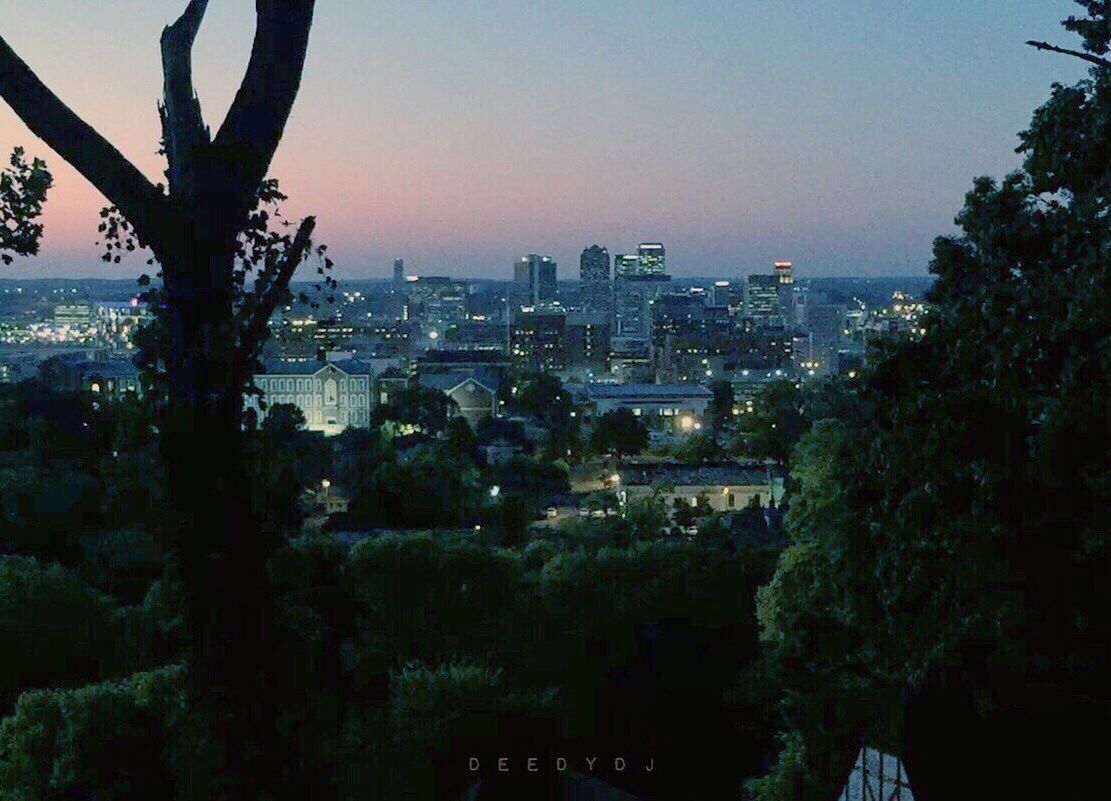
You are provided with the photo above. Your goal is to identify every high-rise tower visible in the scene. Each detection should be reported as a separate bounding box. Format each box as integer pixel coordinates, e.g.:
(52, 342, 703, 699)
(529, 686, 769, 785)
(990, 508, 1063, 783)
(774, 260, 794, 285)
(580, 245, 611, 312)
(512, 254, 557, 308)
(637, 242, 666, 276)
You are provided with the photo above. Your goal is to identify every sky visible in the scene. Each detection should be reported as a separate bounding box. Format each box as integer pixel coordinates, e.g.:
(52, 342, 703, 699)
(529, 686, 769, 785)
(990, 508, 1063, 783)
(0, 1, 1091, 280)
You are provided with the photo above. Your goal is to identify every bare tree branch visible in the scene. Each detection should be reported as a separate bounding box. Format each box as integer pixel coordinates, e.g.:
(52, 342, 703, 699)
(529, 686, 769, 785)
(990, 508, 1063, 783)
(239, 215, 316, 362)
(213, 0, 316, 215)
(161, 0, 212, 196)
(0, 35, 169, 248)
(1026, 40, 1111, 70)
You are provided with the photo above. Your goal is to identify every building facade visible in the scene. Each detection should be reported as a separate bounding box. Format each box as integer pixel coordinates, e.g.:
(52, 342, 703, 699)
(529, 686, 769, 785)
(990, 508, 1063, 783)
(613, 274, 671, 338)
(637, 242, 666, 276)
(417, 369, 500, 428)
(566, 311, 612, 367)
(510, 311, 567, 372)
(247, 359, 374, 436)
(614, 253, 641, 278)
(580, 383, 713, 431)
(616, 461, 786, 517)
(512, 254, 557, 308)
(579, 245, 611, 313)
(744, 274, 780, 320)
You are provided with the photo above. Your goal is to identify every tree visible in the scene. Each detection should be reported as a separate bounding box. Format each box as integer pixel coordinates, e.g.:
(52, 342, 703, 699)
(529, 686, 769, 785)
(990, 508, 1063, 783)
(260, 402, 306, 440)
(0, 557, 125, 707)
(590, 408, 649, 457)
(443, 415, 477, 457)
(678, 431, 725, 463)
(374, 385, 455, 435)
(706, 379, 735, 433)
(344, 445, 483, 530)
(624, 491, 669, 541)
(0, 3, 320, 796)
(755, 6, 1110, 797)
(510, 372, 581, 460)
(733, 380, 807, 465)
(0, 666, 193, 799)
(0, 147, 51, 265)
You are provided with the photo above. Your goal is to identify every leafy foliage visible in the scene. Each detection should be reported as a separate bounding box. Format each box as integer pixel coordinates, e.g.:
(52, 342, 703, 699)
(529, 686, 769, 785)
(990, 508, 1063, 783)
(0, 148, 51, 265)
(755, 9, 1111, 794)
(589, 408, 648, 456)
(101, 180, 335, 407)
(706, 379, 735, 433)
(0, 666, 203, 801)
(732, 380, 808, 465)
(372, 385, 455, 436)
(506, 372, 582, 459)
(0, 557, 126, 706)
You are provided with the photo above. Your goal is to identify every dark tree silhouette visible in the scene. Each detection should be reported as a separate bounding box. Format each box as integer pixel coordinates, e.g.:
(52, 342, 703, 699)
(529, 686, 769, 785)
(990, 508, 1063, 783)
(753, 4, 1110, 798)
(0, 2, 319, 797)
(0, 147, 51, 264)
(590, 408, 649, 457)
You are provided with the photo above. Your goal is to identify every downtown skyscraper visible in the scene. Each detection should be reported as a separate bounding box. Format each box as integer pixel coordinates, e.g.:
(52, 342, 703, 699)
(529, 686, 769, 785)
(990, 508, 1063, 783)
(614, 253, 641, 278)
(512, 254, 557, 308)
(579, 245, 611, 313)
(637, 243, 666, 276)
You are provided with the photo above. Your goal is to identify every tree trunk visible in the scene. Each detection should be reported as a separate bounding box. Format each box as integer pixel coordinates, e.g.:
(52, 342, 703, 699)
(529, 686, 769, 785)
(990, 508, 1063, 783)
(160, 233, 301, 798)
(0, 4, 319, 796)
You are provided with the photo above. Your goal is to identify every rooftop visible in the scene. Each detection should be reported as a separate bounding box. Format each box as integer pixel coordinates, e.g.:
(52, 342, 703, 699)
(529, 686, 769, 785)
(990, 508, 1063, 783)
(417, 367, 501, 394)
(416, 349, 509, 365)
(584, 383, 713, 401)
(259, 359, 373, 376)
(618, 460, 780, 487)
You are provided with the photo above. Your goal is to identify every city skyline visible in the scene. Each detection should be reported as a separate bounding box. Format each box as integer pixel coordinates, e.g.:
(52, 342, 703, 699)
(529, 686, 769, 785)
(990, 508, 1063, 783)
(0, 1, 1089, 279)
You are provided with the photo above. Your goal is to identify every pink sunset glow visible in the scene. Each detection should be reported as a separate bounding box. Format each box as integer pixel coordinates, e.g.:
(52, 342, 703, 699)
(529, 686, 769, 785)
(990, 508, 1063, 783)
(0, 1, 1085, 278)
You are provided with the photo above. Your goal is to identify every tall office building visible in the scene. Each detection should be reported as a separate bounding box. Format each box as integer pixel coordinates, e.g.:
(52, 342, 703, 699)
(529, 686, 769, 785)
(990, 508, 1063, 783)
(774, 260, 794, 285)
(512, 254, 557, 308)
(712, 281, 732, 308)
(393, 258, 405, 287)
(580, 245, 611, 312)
(538, 257, 557, 303)
(637, 243, 666, 276)
(800, 301, 847, 375)
(614, 253, 640, 278)
(745, 274, 780, 320)
(614, 274, 671, 338)
(510, 310, 567, 372)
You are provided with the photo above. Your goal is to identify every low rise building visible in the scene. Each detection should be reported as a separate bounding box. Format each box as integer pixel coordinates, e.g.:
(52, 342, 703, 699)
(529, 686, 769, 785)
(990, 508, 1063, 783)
(417, 368, 501, 428)
(616, 460, 786, 516)
(247, 359, 374, 436)
(579, 383, 713, 432)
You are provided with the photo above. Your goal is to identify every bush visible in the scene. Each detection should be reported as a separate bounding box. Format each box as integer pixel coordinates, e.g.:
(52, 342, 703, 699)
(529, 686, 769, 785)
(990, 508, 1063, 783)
(341, 661, 556, 800)
(0, 557, 125, 706)
(0, 666, 201, 801)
